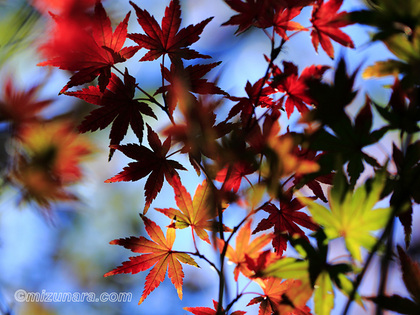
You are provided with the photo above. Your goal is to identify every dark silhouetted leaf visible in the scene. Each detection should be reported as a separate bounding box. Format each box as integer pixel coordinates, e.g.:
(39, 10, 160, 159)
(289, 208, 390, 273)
(105, 125, 186, 213)
(65, 70, 156, 160)
(253, 192, 319, 256)
(128, 0, 212, 62)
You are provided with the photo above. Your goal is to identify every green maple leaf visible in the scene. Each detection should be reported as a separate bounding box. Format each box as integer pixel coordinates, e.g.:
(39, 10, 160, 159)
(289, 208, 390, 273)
(298, 170, 392, 262)
(362, 29, 420, 87)
(350, 0, 420, 86)
(350, 0, 420, 42)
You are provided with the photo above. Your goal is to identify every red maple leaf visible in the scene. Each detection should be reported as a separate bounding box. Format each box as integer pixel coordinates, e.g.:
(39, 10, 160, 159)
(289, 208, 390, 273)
(271, 0, 316, 8)
(104, 215, 199, 305)
(310, 0, 354, 59)
(164, 96, 232, 172)
(105, 125, 186, 213)
(215, 161, 255, 193)
(0, 76, 52, 128)
(222, 0, 274, 34)
(253, 194, 319, 255)
(244, 250, 278, 279)
(270, 61, 329, 118)
(273, 7, 307, 39)
(227, 78, 275, 124)
(128, 0, 212, 62)
(38, 2, 140, 92)
(185, 300, 246, 315)
(246, 110, 281, 154)
(65, 70, 156, 160)
(32, 0, 96, 17)
(156, 61, 227, 115)
(292, 148, 334, 202)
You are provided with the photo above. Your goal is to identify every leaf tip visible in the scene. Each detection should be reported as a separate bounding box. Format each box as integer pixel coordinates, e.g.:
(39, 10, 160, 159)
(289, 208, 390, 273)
(143, 203, 150, 215)
(103, 270, 114, 277)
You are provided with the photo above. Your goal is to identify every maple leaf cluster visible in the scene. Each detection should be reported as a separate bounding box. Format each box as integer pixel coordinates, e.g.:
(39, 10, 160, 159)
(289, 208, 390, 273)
(9, 121, 92, 210)
(38, 2, 139, 93)
(0, 74, 93, 212)
(20, 0, 420, 313)
(223, 0, 354, 58)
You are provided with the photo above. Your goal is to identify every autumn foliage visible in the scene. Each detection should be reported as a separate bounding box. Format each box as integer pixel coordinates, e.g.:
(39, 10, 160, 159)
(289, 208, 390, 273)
(1, 0, 420, 314)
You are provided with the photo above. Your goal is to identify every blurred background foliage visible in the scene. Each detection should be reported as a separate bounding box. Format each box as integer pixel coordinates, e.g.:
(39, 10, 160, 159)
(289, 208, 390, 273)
(0, 0, 418, 314)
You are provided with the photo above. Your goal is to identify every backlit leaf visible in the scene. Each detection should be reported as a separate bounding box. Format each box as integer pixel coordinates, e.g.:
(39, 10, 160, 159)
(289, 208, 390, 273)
(156, 178, 231, 244)
(218, 220, 273, 280)
(310, 0, 354, 59)
(104, 215, 199, 305)
(128, 0, 212, 62)
(39, 2, 139, 92)
(298, 171, 392, 261)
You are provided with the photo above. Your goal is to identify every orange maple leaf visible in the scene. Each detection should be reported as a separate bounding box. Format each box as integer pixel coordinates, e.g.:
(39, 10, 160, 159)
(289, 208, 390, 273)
(156, 177, 231, 244)
(267, 133, 320, 179)
(248, 277, 313, 315)
(218, 219, 272, 281)
(104, 215, 199, 305)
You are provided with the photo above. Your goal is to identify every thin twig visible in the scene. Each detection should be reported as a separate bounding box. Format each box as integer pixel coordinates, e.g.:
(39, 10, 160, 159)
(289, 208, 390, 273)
(342, 214, 397, 315)
(375, 218, 394, 315)
(111, 65, 168, 114)
(174, 250, 220, 275)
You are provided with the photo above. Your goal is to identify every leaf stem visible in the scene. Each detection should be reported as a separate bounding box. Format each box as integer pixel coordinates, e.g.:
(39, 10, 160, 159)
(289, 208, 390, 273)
(111, 66, 171, 118)
(246, 35, 287, 133)
(258, 154, 263, 183)
(166, 148, 183, 159)
(174, 250, 220, 275)
(189, 157, 230, 315)
(191, 227, 199, 253)
(245, 32, 277, 130)
(160, 54, 170, 113)
(216, 165, 234, 314)
(244, 175, 254, 190)
(375, 218, 394, 315)
(281, 174, 295, 189)
(225, 279, 255, 313)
